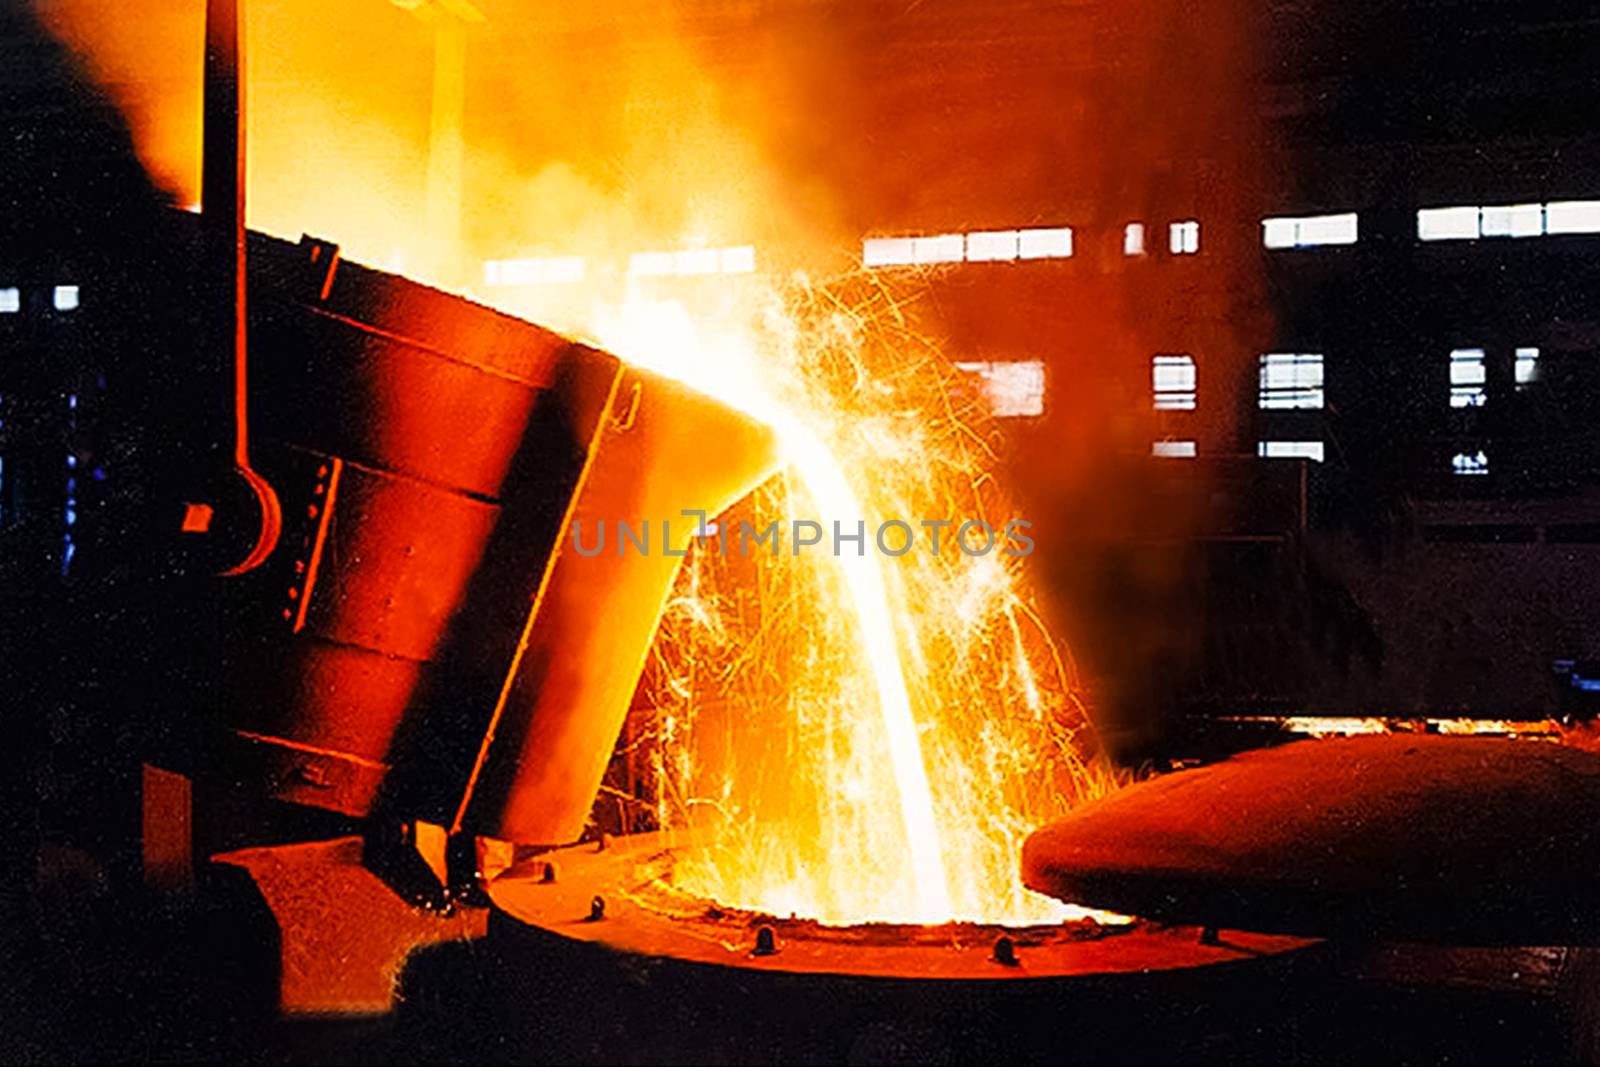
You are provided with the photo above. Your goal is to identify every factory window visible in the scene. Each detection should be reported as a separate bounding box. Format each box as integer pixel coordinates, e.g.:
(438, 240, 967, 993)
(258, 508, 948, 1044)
(1019, 227, 1072, 259)
(628, 245, 756, 277)
(965, 230, 1019, 261)
(1480, 203, 1543, 238)
(865, 226, 1073, 268)
(1152, 354, 1196, 410)
(1452, 450, 1489, 476)
(1546, 201, 1600, 234)
(1169, 220, 1200, 255)
(1258, 352, 1325, 410)
(1417, 206, 1482, 241)
(1124, 222, 1146, 256)
(1152, 440, 1197, 458)
(53, 285, 80, 312)
(1257, 440, 1325, 463)
(0, 287, 19, 313)
(1418, 200, 1600, 241)
(953, 360, 1046, 417)
(862, 234, 961, 266)
(484, 256, 586, 286)
(1515, 346, 1540, 390)
(1261, 212, 1359, 249)
(911, 234, 965, 265)
(863, 237, 914, 266)
(1449, 348, 1487, 408)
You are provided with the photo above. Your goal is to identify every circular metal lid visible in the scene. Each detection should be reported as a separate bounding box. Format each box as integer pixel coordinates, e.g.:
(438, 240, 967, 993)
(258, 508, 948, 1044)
(1023, 735, 1600, 942)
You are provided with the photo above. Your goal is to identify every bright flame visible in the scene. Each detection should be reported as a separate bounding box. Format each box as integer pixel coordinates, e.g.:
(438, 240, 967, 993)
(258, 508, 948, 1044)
(771, 425, 954, 920)
(590, 297, 950, 919)
(589, 280, 1109, 925)
(40, 0, 1112, 926)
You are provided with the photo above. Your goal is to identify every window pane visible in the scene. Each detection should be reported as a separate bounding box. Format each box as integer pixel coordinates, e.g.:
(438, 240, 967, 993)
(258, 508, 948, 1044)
(1123, 222, 1145, 256)
(1546, 200, 1600, 235)
(1018, 227, 1072, 259)
(1480, 203, 1543, 238)
(1261, 218, 1298, 249)
(966, 230, 1019, 262)
(1449, 348, 1487, 407)
(1152, 354, 1196, 410)
(863, 237, 915, 267)
(955, 360, 1046, 418)
(1258, 352, 1325, 409)
(1515, 346, 1540, 388)
(912, 234, 965, 264)
(1257, 440, 1325, 462)
(1418, 206, 1481, 241)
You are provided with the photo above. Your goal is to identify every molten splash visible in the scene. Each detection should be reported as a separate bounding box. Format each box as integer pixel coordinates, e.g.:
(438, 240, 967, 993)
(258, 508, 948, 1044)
(43, 0, 1113, 926)
(743, 423, 951, 920)
(591, 282, 1110, 925)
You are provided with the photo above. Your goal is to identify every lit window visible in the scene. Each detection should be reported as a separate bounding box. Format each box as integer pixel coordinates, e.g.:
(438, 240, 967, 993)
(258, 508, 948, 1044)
(1449, 348, 1487, 408)
(1261, 212, 1358, 249)
(1452, 450, 1489, 476)
(53, 285, 80, 311)
(1258, 352, 1325, 410)
(863, 237, 915, 267)
(1545, 200, 1600, 235)
(966, 230, 1020, 262)
(1169, 220, 1200, 255)
(1480, 203, 1543, 238)
(1515, 346, 1540, 390)
(1257, 440, 1325, 462)
(1418, 200, 1600, 241)
(1123, 222, 1146, 256)
(484, 256, 586, 286)
(0, 287, 18, 313)
(867, 226, 1072, 267)
(1018, 227, 1072, 259)
(1417, 206, 1483, 241)
(1152, 354, 1196, 410)
(912, 234, 965, 265)
(954, 360, 1046, 418)
(673, 248, 721, 276)
(1152, 440, 1197, 458)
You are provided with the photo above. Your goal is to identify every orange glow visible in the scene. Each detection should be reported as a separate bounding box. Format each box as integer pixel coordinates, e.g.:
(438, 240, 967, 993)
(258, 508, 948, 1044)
(47, 1, 1114, 925)
(591, 284, 1109, 925)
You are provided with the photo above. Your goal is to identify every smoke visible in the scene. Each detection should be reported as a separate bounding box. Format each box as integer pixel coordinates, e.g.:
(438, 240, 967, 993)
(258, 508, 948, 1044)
(37, 0, 1278, 761)
(33, 0, 840, 321)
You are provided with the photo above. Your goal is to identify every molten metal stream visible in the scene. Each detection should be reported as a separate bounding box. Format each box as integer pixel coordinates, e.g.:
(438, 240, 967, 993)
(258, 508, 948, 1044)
(596, 302, 953, 920)
(767, 418, 953, 921)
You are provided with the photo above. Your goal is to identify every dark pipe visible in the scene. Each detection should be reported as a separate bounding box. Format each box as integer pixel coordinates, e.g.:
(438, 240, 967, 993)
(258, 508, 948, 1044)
(201, 0, 280, 575)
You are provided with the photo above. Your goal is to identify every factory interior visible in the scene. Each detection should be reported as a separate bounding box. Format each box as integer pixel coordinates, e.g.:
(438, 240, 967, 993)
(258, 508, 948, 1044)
(4, 0, 1600, 1063)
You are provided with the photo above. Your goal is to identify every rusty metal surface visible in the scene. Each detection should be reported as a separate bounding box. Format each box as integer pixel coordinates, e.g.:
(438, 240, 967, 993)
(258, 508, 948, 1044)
(212, 836, 487, 1016)
(1024, 735, 1600, 942)
(457, 370, 783, 844)
(251, 306, 547, 501)
(206, 226, 622, 820)
(489, 830, 1317, 981)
